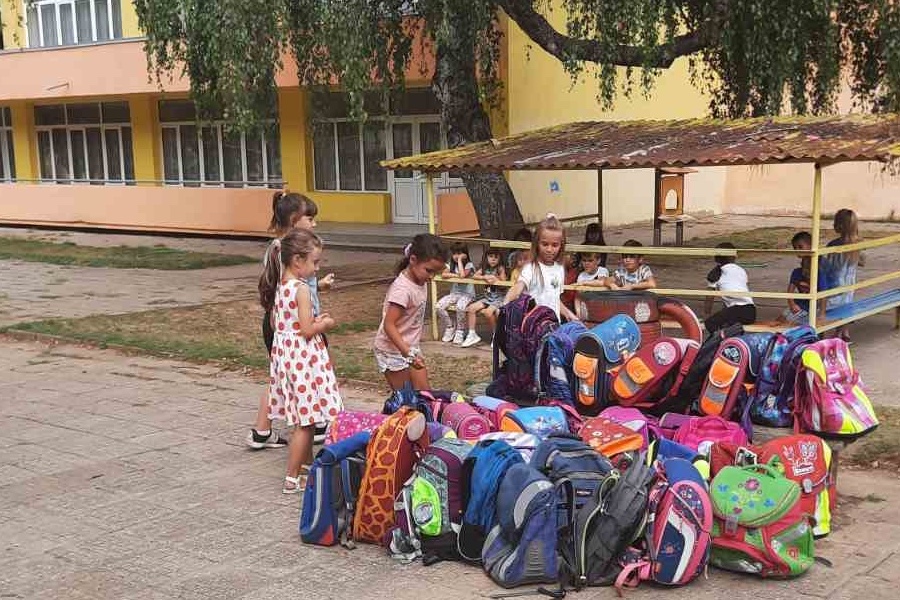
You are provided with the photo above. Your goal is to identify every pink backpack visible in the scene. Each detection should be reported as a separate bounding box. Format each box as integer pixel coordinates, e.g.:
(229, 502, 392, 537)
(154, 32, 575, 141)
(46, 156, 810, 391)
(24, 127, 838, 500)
(325, 410, 388, 446)
(471, 396, 518, 431)
(440, 403, 492, 441)
(793, 339, 879, 439)
(672, 415, 748, 452)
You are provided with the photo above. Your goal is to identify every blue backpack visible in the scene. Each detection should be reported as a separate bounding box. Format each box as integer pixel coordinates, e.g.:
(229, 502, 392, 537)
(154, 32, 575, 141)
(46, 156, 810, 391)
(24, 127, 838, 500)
(457, 439, 525, 562)
(488, 294, 559, 402)
(738, 332, 776, 381)
(749, 325, 818, 427)
(482, 463, 559, 588)
(535, 321, 589, 405)
(299, 432, 370, 547)
(572, 315, 641, 416)
(382, 381, 435, 421)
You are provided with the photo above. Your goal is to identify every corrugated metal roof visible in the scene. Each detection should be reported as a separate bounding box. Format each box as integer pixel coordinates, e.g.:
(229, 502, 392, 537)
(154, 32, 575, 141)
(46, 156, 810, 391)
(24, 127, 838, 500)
(381, 114, 900, 172)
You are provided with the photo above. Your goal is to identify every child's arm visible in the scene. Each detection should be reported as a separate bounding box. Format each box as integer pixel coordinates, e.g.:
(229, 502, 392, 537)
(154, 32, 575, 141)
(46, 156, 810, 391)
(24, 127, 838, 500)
(497, 265, 508, 281)
(319, 273, 335, 290)
(462, 261, 475, 278)
(296, 284, 333, 339)
(786, 281, 801, 313)
(382, 303, 413, 357)
(560, 303, 580, 323)
(630, 276, 657, 291)
(504, 281, 526, 304)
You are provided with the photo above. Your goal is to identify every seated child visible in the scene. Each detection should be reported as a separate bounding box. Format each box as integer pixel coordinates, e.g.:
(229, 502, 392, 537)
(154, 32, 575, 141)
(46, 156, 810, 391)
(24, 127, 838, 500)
(704, 242, 756, 334)
(462, 248, 507, 348)
(507, 226, 533, 280)
(608, 240, 657, 290)
(436, 242, 475, 344)
(576, 251, 610, 287)
(779, 231, 813, 324)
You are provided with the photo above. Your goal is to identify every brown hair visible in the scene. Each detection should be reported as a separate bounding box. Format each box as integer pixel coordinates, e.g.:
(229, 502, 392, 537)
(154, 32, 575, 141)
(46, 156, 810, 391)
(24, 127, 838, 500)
(833, 208, 860, 263)
(258, 229, 323, 311)
(269, 191, 318, 233)
(396, 233, 449, 275)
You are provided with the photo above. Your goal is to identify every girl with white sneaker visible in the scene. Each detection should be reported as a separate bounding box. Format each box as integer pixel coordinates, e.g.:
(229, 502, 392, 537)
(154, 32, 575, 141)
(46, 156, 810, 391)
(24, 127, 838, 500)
(461, 248, 507, 348)
(435, 242, 476, 345)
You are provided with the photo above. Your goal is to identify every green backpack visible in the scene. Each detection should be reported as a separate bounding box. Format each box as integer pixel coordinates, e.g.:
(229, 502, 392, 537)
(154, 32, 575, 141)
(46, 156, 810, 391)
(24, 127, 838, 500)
(709, 463, 815, 578)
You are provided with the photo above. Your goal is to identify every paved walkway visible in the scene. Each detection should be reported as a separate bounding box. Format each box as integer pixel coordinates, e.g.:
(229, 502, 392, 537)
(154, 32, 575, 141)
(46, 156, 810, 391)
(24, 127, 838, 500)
(2, 337, 900, 600)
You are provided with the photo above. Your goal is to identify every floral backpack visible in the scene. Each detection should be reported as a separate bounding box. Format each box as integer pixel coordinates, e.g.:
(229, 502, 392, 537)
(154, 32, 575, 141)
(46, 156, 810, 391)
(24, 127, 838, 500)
(793, 338, 878, 440)
(709, 464, 814, 578)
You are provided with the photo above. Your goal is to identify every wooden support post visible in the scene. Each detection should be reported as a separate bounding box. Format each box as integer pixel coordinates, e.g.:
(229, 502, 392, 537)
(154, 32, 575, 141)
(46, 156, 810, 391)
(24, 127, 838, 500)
(653, 168, 662, 246)
(808, 163, 823, 330)
(597, 169, 604, 230)
(426, 174, 440, 341)
(895, 306, 900, 330)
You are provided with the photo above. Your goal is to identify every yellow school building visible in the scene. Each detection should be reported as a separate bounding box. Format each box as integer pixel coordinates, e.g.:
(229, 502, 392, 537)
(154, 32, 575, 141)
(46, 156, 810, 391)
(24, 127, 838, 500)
(2, 2, 899, 236)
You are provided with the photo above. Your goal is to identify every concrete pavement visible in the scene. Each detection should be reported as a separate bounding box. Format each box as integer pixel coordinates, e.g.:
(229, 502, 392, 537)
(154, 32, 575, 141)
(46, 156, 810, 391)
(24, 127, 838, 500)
(2, 337, 900, 599)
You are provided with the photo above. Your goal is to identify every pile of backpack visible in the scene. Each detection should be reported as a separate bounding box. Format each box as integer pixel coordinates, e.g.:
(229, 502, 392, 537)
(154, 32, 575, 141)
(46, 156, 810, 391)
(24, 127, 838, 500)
(298, 294, 880, 594)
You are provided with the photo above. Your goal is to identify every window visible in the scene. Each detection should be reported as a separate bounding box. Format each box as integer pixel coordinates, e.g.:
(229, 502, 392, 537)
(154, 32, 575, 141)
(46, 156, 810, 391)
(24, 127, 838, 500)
(26, 0, 123, 48)
(1, 107, 15, 182)
(310, 88, 443, 192)
(34, 102, 134, 184)
(158, 100, 282, 188)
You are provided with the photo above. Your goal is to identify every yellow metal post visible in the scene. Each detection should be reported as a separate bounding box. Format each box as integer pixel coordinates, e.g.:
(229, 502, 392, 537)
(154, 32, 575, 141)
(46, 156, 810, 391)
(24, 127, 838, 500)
(426, 174, 440, 340)
(808, 163, 823, 330)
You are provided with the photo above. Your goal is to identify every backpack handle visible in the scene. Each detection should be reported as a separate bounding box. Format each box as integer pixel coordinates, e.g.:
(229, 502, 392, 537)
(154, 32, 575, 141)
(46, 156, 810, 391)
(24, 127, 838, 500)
(742, 462, 785, 480)
(694, 415, 734, 431)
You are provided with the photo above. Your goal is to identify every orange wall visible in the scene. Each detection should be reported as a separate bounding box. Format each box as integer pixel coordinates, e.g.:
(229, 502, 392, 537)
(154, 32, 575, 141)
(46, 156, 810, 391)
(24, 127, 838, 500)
(0, 183, 275, 235)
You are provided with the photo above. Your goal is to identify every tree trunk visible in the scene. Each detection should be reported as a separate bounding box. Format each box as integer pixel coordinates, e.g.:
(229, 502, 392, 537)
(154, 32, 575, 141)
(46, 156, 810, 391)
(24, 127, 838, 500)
(431, 16, 524, 238)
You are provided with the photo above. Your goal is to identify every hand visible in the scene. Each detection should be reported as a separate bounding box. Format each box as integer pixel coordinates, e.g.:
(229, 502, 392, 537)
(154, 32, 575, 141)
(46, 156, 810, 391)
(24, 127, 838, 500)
(320, 273, 335, 288)
(485, 275, 497, 284)
(622, 284, 633, 291)
(411, 355, 426, 370)
(316, 313, 335, 330)
(790, 305, 801, 314)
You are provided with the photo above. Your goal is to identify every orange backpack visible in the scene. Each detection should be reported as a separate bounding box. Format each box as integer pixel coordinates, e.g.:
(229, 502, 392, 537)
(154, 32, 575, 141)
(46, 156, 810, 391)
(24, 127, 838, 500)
(352, 408, 429, 546)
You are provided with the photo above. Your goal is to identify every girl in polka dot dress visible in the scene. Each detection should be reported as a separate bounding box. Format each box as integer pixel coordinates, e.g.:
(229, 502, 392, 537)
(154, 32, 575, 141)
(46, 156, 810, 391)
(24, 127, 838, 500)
(261, 229, 343, 493)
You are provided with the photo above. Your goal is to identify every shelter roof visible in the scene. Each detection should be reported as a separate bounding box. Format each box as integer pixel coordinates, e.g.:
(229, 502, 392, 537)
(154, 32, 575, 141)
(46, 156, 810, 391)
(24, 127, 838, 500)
(381, 114, 900, 172)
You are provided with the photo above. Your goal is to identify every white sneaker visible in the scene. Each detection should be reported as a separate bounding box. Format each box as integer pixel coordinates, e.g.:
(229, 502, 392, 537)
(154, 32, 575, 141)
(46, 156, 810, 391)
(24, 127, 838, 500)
(441, 327, 456, 343)
(452, 330, 466, 345)
(460, 331, 482, 348)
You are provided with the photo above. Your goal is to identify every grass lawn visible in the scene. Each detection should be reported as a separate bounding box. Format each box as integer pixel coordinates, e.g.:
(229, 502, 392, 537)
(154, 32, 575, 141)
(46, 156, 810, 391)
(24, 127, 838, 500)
(0, 236, 257, 269)
(3, 281, 492, 392)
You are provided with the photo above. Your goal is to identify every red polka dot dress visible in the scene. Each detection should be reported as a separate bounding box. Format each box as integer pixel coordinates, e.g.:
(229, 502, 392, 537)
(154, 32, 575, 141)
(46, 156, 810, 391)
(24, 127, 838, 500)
(268, 279, 343, 427)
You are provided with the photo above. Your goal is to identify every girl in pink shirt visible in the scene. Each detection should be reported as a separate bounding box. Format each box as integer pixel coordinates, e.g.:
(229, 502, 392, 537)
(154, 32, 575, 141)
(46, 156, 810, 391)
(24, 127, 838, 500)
(374, 234, 448, 390)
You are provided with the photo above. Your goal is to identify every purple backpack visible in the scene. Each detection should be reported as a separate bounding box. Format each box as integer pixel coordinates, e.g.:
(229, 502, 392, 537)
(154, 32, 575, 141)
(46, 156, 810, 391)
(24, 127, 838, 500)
(488, 294, 559, 402)
(749, 325, 818, 427)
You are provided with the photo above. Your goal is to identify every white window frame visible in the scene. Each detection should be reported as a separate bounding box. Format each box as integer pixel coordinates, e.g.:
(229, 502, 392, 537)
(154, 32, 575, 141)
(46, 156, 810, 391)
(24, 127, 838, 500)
(25, 0, 121, 48)
(1, 108, 15, 182)
(159, 120, 282, 188)
(311, 118, 392, 193)
(34, 102, 132, 184)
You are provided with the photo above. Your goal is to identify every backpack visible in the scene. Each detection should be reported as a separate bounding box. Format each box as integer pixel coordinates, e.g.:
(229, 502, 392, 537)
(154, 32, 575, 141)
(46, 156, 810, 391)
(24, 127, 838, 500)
(478, 431, 541, 461)
(535, 322, 589, 405)
(383, 382, 436, 421)
(440, 403, 492, 440)
(710, 464, 814, 578)
(353, 408, 430, 546)
(482, 463, 559, 587)
(300, 432, 370, 547)
(536, 398, 585, 435)
(500, 406, 570, 438)
(391, 438, 473, 563)
(616, 458, 713, 590)
(324, 410, 388, 446)
(738, 332, 777, 382)
(672, 415, 749, 452)
(750, 325, 818, 427)
(457, 439, 526, 562)
(611, 338, 698, 410)
(793, 339, 879, 440)
(487, 295, 559, 402)
(558, 456, 657, 589)
(598, 406, 661, 450)
(471, 396, 519, 431)
(668, 323, 744, 414)
(579, 416, 645, 458)
(698, 337, 751, 420)
(759, 434, 836, 537)
(572, 315, 641, 416)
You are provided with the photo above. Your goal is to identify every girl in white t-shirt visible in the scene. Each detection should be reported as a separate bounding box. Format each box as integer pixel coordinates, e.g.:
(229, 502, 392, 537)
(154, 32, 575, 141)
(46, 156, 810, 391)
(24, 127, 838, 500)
(504, 214, 580, 322)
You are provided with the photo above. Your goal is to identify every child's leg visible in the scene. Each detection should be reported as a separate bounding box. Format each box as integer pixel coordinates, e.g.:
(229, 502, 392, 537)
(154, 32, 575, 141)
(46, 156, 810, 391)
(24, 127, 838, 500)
(286, 425, 314, 477)
(384, 368, 412, 391)
(455, 295, 474, 331)
(435, 293, 457, 334)
(254, 388, 271, 431)
(485, 306, 499, 331)
(466, 300, 486, 331)
(409, 365, 430, 390)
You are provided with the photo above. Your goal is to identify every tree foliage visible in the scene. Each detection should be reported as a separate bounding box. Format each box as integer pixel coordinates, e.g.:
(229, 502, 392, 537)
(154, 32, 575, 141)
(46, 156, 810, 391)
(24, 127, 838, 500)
(133, 1, 900, 231)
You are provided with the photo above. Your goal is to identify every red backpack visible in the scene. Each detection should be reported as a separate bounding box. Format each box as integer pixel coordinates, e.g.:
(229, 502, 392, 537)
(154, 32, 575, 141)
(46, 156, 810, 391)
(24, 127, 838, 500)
(698, 337, 751, 420)
(612, 337, 699, 411)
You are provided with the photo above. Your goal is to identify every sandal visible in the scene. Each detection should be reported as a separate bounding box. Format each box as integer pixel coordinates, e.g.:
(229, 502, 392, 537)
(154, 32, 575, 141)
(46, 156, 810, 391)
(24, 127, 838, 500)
(282, 465, 311, 495)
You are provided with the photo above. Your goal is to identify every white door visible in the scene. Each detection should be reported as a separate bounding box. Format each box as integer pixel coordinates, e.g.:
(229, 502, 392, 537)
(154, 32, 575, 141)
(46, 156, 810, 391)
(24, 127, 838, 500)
(390, 123, 424, 224)
(390, 119, 446, 224)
